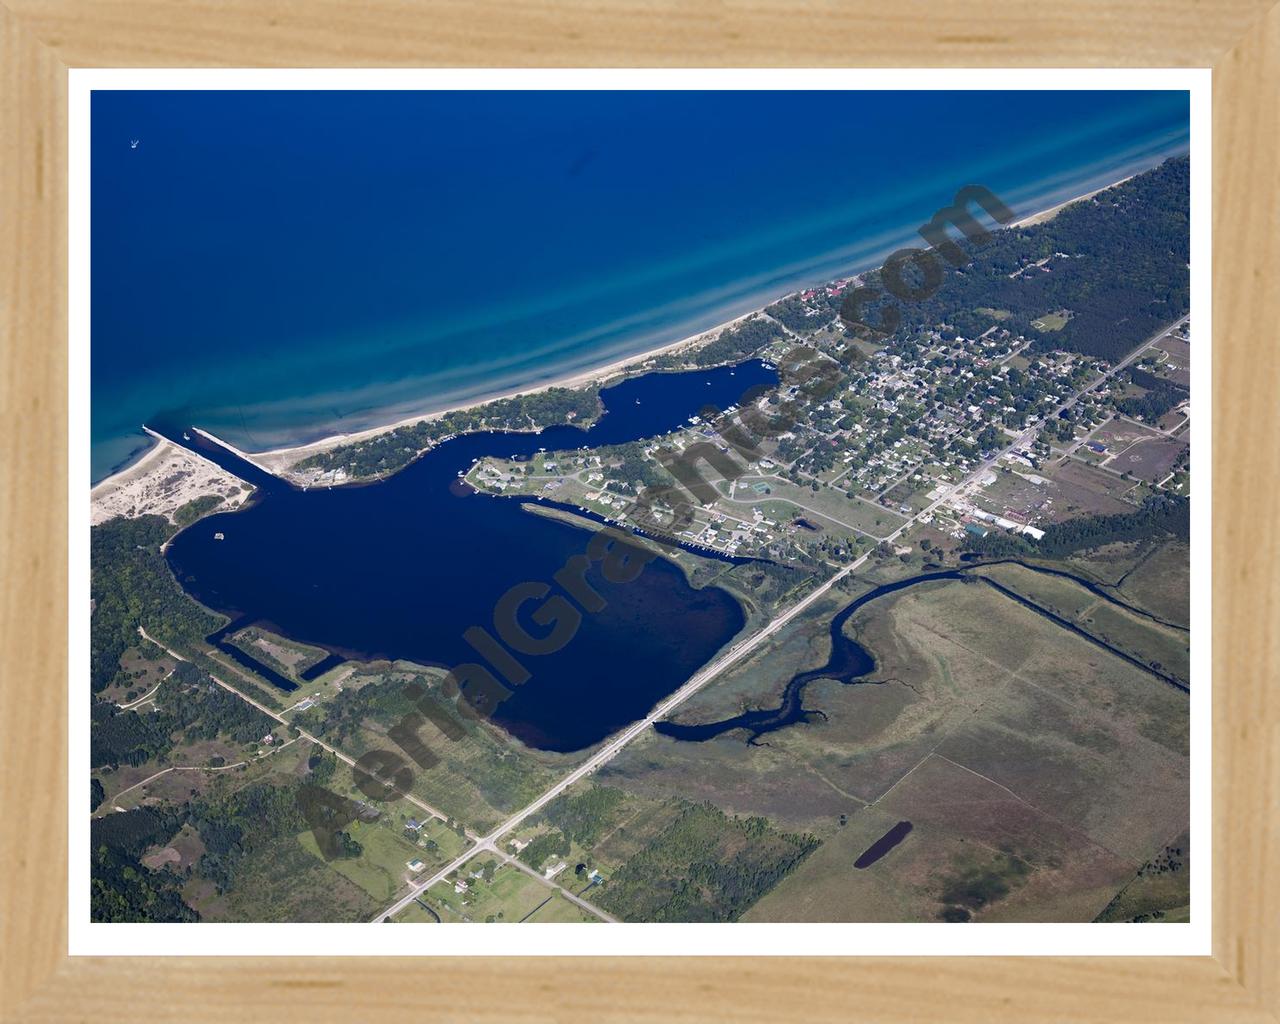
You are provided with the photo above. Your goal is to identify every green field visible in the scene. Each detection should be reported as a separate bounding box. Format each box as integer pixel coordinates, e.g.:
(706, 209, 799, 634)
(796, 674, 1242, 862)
(187, 833, 380, 923)
(394, 868, 600, 924)
(523, 894, 601, 922)
(297, 817, 434, 906)
(391, 898, 440, 923)
(1031, 310, 1071, 331)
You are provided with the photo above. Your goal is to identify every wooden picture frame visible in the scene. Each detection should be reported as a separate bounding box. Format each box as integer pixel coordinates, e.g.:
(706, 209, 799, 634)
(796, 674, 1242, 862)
(1, 2, 1275, 1019)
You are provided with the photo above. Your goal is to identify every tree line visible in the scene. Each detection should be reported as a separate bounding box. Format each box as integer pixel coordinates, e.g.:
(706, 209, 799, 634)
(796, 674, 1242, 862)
(962, 494, 1190, 560)
(91, 515, 225, 693)
(296, 385, 603, 479)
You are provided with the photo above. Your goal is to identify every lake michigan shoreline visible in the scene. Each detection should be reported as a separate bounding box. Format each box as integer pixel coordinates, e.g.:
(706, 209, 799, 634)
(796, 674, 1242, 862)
(91, 162, 1167, 501)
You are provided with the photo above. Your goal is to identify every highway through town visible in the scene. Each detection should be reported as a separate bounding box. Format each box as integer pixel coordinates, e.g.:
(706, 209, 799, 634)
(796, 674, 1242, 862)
(372, 313, 1188, 922)
(138, 313, 1187, 926)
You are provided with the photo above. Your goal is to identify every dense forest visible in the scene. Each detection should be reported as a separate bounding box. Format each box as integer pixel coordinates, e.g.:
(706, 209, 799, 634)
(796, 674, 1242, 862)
(517, 828, 572, 869)
(1116, 367, 1189, 422)
(296, 385, 602, 479)
(91, 751, 356, 922)
(91, 807, 198, 922)
(841, 157, 1190, 362)
(173, 494, 225, 526)
(91, 515, 225, 693)
(91, 660, 276, 770)
(690, 315, 784, 366)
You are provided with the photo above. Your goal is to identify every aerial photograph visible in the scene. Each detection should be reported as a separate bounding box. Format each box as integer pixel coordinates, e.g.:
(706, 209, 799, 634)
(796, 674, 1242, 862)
(88, 88, 1193, 927)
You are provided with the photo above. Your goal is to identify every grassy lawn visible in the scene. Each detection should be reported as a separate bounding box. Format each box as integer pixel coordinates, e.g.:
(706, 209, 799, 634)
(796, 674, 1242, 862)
(391, 898, 440, 923)
(1031, 310, 1071, 331)
(524, 894, 601, 922)
(421, 863, 555, 923)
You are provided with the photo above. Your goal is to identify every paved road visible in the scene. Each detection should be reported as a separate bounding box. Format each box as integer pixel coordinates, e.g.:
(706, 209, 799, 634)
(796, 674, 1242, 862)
(107, 737, 299, 805)
(137, 627, 620, 921)
(138, 627, 462, 832)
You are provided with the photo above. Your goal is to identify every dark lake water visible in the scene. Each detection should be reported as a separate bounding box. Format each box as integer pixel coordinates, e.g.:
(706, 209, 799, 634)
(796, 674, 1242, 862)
(159, 361, 777, 753)
(854, 821, 913, 868)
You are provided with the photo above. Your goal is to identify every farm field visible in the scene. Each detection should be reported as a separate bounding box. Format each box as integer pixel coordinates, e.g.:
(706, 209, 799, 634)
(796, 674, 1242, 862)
(608, 574, 1188, 922)
(1095, 830, 1190, 922)
(1044, 458, 1139, 516)
(974, 562, 1190, 684)
(1118, 541, 1192, 627)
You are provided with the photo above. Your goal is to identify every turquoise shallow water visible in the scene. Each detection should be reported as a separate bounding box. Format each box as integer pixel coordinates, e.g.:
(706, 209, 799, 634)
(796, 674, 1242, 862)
(90, 89, 1189, 482)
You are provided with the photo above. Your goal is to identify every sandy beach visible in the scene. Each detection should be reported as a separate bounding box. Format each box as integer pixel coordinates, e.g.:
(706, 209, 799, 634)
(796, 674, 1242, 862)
(1008, 175, 1134, 228)
(90, 428, 254, 525)
(94, 170, 1135, 497)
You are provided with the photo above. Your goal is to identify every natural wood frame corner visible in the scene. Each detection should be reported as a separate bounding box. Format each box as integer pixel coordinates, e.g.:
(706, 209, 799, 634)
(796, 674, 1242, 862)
(2, 2, 1276, 1019)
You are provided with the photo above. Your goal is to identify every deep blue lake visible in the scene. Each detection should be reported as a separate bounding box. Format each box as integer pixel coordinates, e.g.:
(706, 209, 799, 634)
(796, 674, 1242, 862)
(161, 360, 776, 752)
